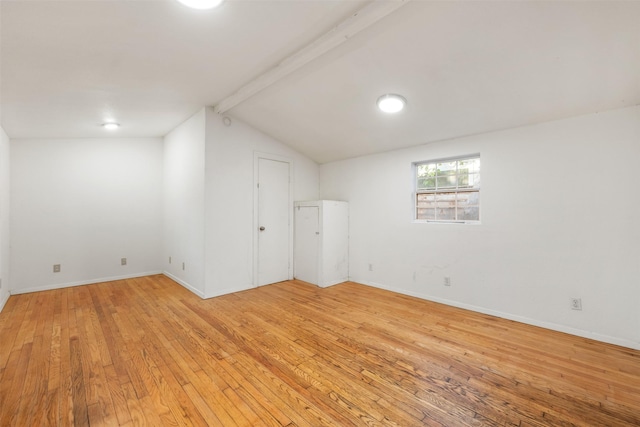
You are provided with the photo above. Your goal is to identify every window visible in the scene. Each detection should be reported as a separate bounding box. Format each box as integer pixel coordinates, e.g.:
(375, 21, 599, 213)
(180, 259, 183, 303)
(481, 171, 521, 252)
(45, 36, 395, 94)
(415, 155, 480, 222)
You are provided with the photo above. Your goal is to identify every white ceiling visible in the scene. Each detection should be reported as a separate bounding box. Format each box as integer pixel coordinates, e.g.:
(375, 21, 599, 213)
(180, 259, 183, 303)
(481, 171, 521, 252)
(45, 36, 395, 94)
(2, 0, 639, 164)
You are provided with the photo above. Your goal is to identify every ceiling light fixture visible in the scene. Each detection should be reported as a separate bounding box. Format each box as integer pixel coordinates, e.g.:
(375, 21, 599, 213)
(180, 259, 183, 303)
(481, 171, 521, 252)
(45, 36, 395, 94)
(102, 122, 120, 130)
(377, 94, 407, 114)
(176, 0, 224, 10)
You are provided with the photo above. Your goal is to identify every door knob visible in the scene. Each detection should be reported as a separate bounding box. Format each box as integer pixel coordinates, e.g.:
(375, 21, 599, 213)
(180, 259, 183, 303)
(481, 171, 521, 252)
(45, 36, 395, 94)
(259, 226, 265, 231)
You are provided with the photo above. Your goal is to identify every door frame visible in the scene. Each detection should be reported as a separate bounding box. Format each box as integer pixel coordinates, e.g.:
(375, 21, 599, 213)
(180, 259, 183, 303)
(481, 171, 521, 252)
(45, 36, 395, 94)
(253, 152, 294, 287)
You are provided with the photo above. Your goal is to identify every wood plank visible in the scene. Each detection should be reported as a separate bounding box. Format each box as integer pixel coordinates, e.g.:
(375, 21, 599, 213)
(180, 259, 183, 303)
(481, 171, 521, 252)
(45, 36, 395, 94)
(182, 382, 225, 427)
(0, 344, 32, 426)
(70, 336, 90, 427)
(0, 276, 638, 426)
(0, 293, 32, 371)
(104, 364, 133, 426)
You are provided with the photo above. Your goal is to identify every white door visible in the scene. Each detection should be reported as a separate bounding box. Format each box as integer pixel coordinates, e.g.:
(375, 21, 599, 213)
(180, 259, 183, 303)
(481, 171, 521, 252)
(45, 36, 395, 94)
(294, 206, 319, 285)
(257, 158, 291, 286)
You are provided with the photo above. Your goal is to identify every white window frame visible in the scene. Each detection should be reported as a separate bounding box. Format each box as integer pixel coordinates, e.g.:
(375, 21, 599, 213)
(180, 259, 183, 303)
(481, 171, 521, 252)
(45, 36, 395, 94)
(413, 154, 480, 224)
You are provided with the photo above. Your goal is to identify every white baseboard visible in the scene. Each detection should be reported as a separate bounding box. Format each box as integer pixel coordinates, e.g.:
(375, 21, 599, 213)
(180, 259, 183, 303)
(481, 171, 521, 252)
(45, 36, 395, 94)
(357, 279, 640, 351)
(162, 272, 205, 298)
(10, 271, 164, 295)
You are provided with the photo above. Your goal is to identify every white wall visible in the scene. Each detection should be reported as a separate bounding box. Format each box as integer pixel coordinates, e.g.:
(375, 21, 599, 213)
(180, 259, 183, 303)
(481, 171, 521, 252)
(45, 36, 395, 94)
(204, 109, 319, 298)
(0, 127, 10, 311)
(320, 106, 640, 350)
(163, 109, 206, 296)
(11, 137, 163, 293)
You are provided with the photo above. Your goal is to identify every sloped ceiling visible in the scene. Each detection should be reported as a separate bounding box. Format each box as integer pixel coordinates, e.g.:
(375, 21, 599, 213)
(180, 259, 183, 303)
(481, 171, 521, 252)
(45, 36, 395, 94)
(0, 0, 366, 139)
(2, 0, 639, 164)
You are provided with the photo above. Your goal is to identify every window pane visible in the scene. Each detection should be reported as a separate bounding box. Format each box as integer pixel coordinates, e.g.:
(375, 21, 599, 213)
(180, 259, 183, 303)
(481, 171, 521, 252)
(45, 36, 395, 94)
(417, 193, 436, 208)
(458, 173, 468, 187)
(467, 173, 480, 188)
(417, 163, 437, 189)
(458, 171, 479, 189)
(417, 163, 436, 177)
(435, 193, 456, 208)
(457, 191, 479, 207)
(437, 175, 457, 189)
(458, 158, 479, 174)
(437, 208, 456, 220)
(417, 177, 436, 190)
(417, 208, 435, 220)
(437, 161, 457, 176)
(459, 207, 479, 221)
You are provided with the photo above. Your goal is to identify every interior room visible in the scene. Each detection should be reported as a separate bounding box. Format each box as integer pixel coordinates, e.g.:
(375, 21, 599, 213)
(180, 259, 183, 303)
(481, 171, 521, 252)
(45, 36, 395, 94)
(1, 0, 639, 425)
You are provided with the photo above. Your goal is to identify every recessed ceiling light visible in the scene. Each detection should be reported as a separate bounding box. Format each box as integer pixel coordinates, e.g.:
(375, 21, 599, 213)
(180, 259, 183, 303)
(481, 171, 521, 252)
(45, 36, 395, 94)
(176, 0, 224, 10)
(377, 94, 407, 114)
(102, 122, 120, 130)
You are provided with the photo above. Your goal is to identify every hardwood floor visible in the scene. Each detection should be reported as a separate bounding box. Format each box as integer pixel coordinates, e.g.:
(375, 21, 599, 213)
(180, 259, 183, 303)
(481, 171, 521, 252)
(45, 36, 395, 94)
(0, 276, 638, 426)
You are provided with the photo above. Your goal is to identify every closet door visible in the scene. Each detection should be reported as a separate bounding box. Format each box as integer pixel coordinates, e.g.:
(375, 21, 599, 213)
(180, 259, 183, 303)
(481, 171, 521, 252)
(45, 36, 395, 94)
(294, 205, 319, 285)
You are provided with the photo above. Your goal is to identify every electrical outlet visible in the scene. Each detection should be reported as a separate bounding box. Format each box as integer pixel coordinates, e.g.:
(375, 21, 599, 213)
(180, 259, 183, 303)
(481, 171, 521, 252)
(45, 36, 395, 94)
(182, 262, 185, 271)
(368, 263, 373, 271)
(444, 276, 451, 286)
(121, 258, 127, 266)
(571, 298, 582, 310)
(53, 264, 61, 273)
(169, 256, 172, 264)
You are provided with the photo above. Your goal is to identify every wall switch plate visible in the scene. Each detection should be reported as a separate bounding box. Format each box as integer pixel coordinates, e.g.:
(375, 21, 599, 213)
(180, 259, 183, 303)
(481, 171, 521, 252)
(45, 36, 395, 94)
(121, 258, 127, 266)
(571, 298, 582, 310)
(444, 276, 451, 286)
(53, 264, 61, 273)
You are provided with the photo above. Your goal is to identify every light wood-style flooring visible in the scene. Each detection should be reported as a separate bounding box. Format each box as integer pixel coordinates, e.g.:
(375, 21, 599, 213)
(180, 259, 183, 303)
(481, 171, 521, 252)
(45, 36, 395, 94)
(0, 275, 638, 426)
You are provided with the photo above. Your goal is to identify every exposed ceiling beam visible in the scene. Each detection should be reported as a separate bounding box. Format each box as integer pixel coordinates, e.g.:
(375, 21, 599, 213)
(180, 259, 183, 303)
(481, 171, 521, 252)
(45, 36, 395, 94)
(213, 0, 411, 114)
